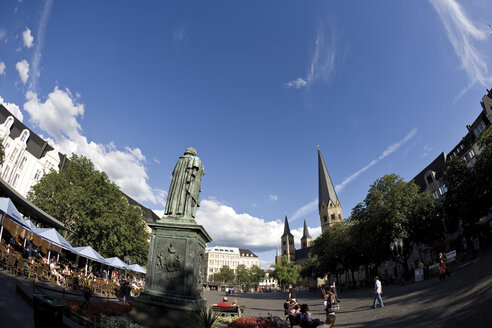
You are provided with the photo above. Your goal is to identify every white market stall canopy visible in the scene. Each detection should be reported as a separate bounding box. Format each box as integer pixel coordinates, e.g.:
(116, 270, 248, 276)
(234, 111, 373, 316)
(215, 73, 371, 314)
(127, 264, 146, 274)
(73, 246, 106, 263)
(0, 197, 32, 230)
(104, 257, 128, 269)
(32, 227, 74, 252)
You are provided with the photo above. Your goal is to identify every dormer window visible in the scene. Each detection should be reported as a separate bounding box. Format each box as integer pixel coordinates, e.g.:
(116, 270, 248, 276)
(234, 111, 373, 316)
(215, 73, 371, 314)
(4, 117, 13, 129)
(20, 130, 29, 143)
(426, 174, 433, 185)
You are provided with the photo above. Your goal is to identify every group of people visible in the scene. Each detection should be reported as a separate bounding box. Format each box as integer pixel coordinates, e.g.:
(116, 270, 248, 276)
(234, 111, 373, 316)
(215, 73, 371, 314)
(283, 297, 336, 328)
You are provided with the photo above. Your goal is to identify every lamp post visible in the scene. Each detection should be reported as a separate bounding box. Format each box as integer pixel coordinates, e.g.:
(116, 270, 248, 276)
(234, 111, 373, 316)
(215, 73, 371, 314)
(390, 238, 404, 282)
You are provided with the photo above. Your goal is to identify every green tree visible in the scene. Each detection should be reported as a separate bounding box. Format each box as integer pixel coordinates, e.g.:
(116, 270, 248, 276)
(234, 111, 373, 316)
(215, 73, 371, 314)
(235, 264, 250, 286)
(249, 265, 265, 287)
(27, 154, 150, 265)
(474, 126, 492, 218)
(270, 255, 300, 289)
(350, 174, 439, 277)
(214, 265, 235, 284)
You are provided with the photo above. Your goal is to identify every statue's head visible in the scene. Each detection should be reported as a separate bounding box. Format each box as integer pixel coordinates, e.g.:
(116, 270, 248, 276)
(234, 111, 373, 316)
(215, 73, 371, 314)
(184, 147, 197, 156)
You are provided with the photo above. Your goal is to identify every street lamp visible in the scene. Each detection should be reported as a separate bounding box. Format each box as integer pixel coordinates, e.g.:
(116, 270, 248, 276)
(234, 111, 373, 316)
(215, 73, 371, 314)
(390, 239, 404, 283)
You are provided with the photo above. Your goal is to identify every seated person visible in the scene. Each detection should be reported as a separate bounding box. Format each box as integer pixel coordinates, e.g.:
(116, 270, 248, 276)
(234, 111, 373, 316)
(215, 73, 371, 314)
(50, 257, 63, 285)
(316, 314, 336, 328)
(288, 299, 298, 316)
(216, 297, 231, 307)
(231, 299, 238, 307)
(299, 304, 321, 328)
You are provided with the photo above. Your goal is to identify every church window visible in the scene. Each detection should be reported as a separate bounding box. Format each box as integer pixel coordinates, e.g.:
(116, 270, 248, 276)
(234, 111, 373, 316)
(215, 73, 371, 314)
(282, 241, 285, 245)
(283, 249, 286, 254)
(323, 215, 327, 222)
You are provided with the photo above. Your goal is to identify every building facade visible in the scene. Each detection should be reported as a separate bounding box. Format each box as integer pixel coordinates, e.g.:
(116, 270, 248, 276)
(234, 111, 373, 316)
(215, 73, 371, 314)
(204, 246, 259, 283)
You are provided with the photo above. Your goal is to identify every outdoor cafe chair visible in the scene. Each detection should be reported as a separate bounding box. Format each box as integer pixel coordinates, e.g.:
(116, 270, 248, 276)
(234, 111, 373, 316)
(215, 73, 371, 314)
(6, 253, 17, 274)
(14, 258, 27, 277)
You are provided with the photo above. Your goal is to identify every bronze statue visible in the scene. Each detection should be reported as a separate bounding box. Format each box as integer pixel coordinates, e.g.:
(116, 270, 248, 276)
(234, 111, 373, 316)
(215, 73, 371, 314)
(164, 147, 204, 219)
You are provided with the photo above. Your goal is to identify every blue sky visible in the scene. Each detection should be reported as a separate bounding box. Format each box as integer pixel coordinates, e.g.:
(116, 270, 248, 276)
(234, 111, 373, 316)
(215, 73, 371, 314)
(1, 0, 491, 267)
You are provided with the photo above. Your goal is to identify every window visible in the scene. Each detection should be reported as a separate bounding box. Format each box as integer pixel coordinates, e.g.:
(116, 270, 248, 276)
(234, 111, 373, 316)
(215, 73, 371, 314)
(2, 165, 11, 180)
(473, 121, 486, 136)
(426, 175, 433, 184)
(465, 149, 476, 162)
(432, 191, 439, 199)
(4, 117, 13, 129)
(338, 214, 342, 221)
(19, 156, 27, 170)
(439, 185, 447, 195)
(4, 143, 10, 151)
(10, 148, 18, 161)
(331, 214, 335, 222)
(282, 241, 285, 245)
(12, 174, 20, 187)
(20, 131, 29, 142)
(34, 169, 41, 181)
(323, 215, 327, 222)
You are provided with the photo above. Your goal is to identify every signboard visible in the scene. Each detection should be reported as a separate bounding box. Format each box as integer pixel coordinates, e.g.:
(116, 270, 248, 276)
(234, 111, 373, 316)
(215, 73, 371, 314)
(446, 250, 456, 262)
(414, 268, 424, 282)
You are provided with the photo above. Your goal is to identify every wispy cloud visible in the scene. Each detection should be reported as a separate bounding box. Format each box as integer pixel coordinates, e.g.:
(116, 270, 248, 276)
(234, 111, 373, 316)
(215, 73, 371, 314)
(22, 27, 33, 48)
(269, 194, 278, 201)
(31, 0, 53, 90)
(430, 0, 492, 101)
(335, 128, 418, 192)
(0, 28, 6, 43)
(284, 20, 339, 89)
(0, 62, 5, 75)
(291, 198, 317, 222)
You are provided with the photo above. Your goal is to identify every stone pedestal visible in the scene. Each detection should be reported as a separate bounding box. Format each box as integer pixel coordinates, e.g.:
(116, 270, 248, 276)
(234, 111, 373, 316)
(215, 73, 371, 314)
(128, 217, 212, 327)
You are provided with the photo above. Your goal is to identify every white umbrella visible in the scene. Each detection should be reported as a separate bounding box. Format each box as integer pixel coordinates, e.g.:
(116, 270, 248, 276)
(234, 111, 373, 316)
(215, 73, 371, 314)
(104, 257, 128, 269)
(0, 197, 31, 240)
(31, 227, 74, 263)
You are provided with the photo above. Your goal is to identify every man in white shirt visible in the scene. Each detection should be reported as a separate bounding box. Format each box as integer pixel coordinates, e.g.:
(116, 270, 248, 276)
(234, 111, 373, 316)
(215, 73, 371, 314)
(372, 276, 384, 308)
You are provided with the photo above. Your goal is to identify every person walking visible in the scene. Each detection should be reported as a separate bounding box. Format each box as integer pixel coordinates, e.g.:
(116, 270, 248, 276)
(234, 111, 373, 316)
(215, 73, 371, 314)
(372, 276, 384, 308)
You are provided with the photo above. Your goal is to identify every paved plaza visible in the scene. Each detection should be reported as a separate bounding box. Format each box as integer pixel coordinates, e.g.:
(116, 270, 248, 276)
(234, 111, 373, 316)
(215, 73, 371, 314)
(205, 248, 492, 328)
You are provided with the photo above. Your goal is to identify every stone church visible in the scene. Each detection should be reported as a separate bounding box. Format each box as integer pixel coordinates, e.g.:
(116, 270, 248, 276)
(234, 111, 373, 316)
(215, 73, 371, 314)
(276, 147, 343, 268)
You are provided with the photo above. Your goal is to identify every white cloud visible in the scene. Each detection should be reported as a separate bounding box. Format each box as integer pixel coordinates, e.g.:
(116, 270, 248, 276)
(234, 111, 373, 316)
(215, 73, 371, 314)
(0, 62, 5, 75)
(23, 87, 166, 205)
(31, 0, 53, 90)
(284, 20, 339, 89)
(269, 194, 278, 201)
(22, 28, 33, 48)
(196, 199, 321, 253)
(153, 209, 164, 219)
(16, 59, 29, 84)
(283, 77, 307, 89)
(430, 0, 492, 98)
(0, 96, 23, 122)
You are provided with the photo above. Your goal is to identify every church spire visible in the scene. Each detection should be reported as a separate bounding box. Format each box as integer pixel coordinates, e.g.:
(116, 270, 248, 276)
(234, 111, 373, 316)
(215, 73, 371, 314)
(282, 215, 294, 237)
(302, 219, 312, 239)
(318, 146, 339, 210)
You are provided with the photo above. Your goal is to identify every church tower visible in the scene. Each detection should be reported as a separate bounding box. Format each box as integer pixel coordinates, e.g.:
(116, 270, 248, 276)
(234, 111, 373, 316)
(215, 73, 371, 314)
(281, 216, 296, 261)
(300, 219, 313, 249)
(318, 146, 343, 234)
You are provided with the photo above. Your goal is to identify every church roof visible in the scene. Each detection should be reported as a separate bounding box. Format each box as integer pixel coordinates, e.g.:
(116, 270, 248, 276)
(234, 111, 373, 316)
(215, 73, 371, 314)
(301, 219, 312, 239)
(295, 246, 311, 261)
(281, 215, 294, 238)
(318, 147, 339, 210)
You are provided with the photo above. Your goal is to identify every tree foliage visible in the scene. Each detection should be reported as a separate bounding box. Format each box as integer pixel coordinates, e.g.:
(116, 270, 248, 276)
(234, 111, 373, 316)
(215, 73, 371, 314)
(349, 174, 438, 273)
(214, 265, 235, 283)
(270, 255, 300, 288)
(27, 154, 150, 265)
(249, 265, 265, 286)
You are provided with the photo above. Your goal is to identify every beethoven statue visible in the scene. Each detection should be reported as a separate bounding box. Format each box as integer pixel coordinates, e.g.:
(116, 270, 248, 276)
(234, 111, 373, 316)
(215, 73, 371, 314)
(164, 147, 204, 219)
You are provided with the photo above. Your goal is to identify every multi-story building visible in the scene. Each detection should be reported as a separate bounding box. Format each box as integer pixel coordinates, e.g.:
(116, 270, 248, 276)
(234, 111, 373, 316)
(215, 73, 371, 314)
(413, 89, 492, 202)
(204, 246, 259, 283)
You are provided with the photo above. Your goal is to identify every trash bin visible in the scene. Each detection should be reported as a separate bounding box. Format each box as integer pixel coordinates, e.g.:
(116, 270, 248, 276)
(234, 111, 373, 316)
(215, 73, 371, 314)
(33, 294, 64, 328)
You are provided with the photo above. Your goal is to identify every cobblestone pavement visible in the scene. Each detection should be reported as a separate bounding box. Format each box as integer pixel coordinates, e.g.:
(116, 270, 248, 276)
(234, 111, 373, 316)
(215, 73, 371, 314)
(204, 248, 492, 328)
